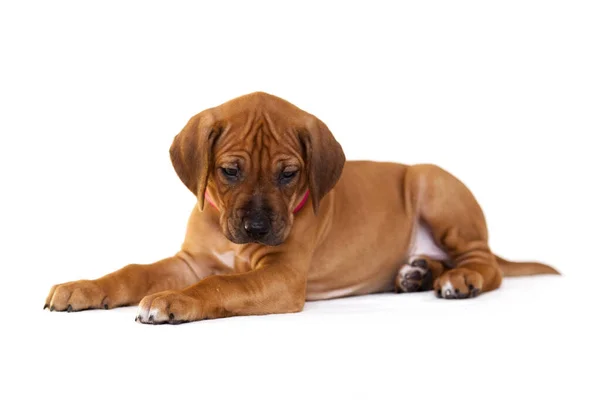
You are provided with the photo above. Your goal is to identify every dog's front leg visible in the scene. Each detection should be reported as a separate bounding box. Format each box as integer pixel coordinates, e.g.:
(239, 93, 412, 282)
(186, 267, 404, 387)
(135, 253, 308, 324)
(44, 251, 213, 312)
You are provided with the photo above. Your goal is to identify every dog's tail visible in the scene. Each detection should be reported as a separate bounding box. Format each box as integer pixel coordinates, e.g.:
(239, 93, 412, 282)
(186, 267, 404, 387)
(494, 254, 561, 277)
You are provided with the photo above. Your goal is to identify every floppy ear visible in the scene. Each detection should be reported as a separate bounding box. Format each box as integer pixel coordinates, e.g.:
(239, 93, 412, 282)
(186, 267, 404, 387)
(169, 111, 221, 210)
(299, 116, 346, 214)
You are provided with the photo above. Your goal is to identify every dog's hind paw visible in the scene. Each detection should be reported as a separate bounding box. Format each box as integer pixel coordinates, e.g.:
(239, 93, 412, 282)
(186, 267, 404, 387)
(395, 258, 433, 293)
(434, 268, 483, 299)
(395, 256, 450, 293)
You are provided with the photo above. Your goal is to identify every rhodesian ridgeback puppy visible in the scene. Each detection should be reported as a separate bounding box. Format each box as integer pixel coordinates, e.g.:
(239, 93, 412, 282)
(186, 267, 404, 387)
(44, 92, 559, 324)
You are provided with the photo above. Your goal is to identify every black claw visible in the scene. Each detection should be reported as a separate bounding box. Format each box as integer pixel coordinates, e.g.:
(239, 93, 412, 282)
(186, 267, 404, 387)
(103, 304, 108, 310)
(134, 316, 138, 322)
(436, 289, 442, 298)
(468, 284, 474, 291)
(43, 304, 49, 310)
(169, 318, 184, 325)
(50, 306, 55, 311)
(148, 315, 154, 323)
(169, 313, 175, 321)
(67, 305, 72, 313)
(471, 288, 481, 297)
(411, 259, 428, 268)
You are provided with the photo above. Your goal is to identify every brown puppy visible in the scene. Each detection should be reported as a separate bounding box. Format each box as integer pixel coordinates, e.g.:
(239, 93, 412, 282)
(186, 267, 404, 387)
(44, 92, 559, 323)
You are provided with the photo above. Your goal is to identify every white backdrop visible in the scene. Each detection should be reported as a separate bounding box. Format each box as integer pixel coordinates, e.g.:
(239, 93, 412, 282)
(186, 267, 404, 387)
(1, 1, 599, 399)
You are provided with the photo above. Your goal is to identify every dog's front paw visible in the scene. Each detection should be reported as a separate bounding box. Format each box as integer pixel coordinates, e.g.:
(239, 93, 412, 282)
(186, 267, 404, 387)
(136, 291, 201, 325)
(44, 280, 109, 312)
(434, 268, 482, 299)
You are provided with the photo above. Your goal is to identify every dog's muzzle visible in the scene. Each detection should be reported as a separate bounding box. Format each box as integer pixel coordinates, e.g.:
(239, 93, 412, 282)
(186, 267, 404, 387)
(242, 213, 271, 240)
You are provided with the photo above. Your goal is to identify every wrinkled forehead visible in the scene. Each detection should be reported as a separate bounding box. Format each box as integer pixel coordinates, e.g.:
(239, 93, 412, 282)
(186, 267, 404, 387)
(213, 110, 306, 167)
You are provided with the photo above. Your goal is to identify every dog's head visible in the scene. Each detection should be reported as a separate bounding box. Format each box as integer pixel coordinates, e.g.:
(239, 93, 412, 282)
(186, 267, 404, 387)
(169, 92, 345, 246)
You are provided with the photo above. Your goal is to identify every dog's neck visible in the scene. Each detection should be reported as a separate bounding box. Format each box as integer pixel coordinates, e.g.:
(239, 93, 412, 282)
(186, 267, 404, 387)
(204, 190, 310, 214)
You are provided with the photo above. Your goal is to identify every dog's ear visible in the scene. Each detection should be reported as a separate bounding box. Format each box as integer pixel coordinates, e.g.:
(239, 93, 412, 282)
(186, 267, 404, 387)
(299, 116, 346, 214)
(169, 111, 221, 210)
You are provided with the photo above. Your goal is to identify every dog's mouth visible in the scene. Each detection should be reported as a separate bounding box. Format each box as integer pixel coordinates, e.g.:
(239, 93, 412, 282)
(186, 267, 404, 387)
(230, 236, 285, 246)
(225, 231, 286, 246)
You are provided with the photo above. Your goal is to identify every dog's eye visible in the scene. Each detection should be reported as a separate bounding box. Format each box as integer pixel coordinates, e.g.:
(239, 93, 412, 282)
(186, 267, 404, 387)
(221, 167, 239, 178)
(279, 169, 298, 183)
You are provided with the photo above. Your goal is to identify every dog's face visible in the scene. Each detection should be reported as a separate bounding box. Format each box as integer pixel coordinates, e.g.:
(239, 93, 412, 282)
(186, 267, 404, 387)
(169, 92, 345, 245)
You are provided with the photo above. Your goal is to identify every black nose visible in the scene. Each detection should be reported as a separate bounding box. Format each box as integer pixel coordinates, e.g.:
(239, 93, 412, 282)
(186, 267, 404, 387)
(243, 215, 271, 238)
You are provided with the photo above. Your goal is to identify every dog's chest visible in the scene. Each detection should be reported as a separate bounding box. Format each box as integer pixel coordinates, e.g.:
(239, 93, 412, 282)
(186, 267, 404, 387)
(211, 248, 254, 273)
(212, 250, 236, 268)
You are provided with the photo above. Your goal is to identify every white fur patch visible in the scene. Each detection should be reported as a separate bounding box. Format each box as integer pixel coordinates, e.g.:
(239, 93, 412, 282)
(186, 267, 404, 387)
(441, 280, 455, 298)
(213, 251, 235, 268)
(148, 308, 160, 320)
(408, 222, 449, 261)
(136, 305, 167, 323)
(135, 304, 149, 322)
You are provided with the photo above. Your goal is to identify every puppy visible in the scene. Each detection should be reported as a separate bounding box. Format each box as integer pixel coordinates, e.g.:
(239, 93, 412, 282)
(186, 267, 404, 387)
(44, 92, 559, 323)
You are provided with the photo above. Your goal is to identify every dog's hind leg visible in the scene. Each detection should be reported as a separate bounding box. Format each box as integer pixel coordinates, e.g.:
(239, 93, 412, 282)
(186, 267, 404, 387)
(404, 164, 503, 299)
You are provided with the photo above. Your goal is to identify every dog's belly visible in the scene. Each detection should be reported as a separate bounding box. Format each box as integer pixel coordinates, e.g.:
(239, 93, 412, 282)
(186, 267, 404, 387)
(305, 221, 448, 300)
